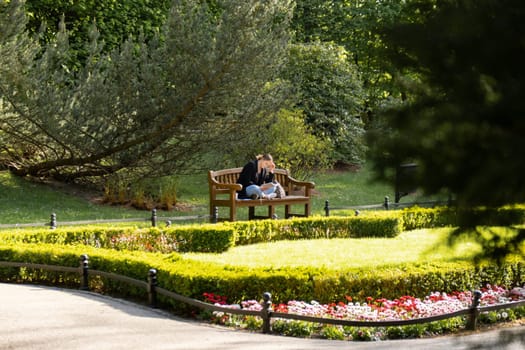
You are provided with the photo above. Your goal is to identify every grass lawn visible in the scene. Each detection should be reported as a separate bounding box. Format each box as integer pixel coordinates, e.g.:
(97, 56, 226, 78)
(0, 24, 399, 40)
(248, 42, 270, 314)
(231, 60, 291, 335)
(0, 163, 448, 225)
(0, 171, 149, 224)
(183, 228, 481, 270)
(0, 165, 394, 224)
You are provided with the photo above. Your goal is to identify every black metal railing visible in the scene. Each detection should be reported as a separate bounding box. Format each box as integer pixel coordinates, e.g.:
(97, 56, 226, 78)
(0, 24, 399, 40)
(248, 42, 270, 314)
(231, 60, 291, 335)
(1, 256, 524, 334)
(0, 210, 210, 229)
(324, 197, 452, 216)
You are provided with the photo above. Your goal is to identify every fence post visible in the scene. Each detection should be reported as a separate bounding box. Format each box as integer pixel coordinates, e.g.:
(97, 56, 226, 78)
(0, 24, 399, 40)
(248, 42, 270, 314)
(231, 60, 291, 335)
(467, 290, 482, 330)
(384, 196, 390, 210)
(151, 209, 157, 227)
(148, 268, 158, 308)
(261, 292, 273, 334)
(324, 200, 330, 217)
(212, 207, 218, 223)
(50, 213, 57, 229)
(80, 254, 89, 291)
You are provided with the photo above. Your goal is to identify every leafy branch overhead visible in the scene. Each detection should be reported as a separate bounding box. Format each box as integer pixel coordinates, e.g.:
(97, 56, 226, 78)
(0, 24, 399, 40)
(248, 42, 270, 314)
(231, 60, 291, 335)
(0, 0, 293, 182)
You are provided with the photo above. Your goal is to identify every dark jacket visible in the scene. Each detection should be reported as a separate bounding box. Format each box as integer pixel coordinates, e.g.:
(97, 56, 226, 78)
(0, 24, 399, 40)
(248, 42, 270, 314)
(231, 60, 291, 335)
(236, 159, 275, 198)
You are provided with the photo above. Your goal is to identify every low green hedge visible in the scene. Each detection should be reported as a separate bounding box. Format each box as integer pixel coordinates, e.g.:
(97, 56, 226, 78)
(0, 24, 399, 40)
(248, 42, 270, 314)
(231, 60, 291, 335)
(228, 212, 403, 245)
(400, 205, 525, 231)
(0, 214, 404, 253)
(334, 205, 525, 232)
(0, 225, 235, 253)
(0, 243, 523, 305)
(1, 205, 523, 306)
(1, 204, 523, 254)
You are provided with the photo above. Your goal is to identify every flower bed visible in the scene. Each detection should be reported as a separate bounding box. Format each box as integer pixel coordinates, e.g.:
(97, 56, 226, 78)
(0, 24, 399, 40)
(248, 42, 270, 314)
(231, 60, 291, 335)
(201, 284, 525, 341)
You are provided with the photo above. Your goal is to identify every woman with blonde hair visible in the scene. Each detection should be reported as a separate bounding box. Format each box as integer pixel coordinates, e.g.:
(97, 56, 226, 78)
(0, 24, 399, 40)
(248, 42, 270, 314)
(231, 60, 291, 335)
(236, 154, 277, 199)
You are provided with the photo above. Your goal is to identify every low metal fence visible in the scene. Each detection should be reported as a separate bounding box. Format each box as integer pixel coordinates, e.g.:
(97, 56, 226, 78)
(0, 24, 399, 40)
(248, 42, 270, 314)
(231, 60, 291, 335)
(1, 255, 524, 334)
(0, 197, 450, 229)
(323, 197, 452, 216)
(0, 209, 210, 229)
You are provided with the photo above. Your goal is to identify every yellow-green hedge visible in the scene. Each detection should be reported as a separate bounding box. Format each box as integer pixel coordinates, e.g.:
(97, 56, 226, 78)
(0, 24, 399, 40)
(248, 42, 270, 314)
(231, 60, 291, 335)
(0, 243, 523, 304)
(1, 205, 524, 254)
(0, 224, 235, 253)
(228, 212, 403, 245)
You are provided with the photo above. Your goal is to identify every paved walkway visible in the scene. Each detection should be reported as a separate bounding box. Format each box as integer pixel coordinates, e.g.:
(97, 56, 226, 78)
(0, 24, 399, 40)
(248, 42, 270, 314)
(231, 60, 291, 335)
(0, 283, 523, 350)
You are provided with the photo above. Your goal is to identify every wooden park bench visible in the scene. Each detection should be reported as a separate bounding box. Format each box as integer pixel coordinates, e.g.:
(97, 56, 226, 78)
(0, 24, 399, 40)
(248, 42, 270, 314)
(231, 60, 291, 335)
(208, 168, 315, 222)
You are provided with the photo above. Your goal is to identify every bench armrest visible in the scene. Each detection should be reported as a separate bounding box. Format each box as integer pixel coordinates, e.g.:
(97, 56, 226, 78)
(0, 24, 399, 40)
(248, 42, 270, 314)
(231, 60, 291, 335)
(209, 177, 242, 198)
(287, 176, 315, 189)
(287, 175, 315, 197)
(215, 182, 243, 191)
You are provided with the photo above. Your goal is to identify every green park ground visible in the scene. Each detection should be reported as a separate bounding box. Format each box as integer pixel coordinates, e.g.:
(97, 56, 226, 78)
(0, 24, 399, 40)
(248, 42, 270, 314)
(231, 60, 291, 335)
(1, 167, 524, 341)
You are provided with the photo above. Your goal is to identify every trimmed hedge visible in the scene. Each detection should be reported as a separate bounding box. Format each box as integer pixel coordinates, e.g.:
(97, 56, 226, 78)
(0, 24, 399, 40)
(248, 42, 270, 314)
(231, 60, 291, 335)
(1, 205, 524, 305)
(0, 214, 404, 253)
(228, 212, 403, 245)
(399, 205, 525, 231)
(0, 225, 235, 253)
(0, 243, 523, 305)
(2, 205, 523, 254)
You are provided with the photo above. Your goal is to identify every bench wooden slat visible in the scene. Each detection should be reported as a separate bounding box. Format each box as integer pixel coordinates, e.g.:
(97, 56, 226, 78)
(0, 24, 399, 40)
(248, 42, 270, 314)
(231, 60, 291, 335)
(208, 168, 315, 221)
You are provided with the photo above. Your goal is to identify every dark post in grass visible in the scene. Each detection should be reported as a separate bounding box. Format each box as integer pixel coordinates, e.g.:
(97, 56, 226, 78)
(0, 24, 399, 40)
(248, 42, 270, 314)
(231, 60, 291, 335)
(50, 213, 57, 229)
(212, 206, 218, 223)
(80, 254, 89, 291)
(383, 196, 390, 210)
(148, 268, 158, 308)
(467, 290, 482, 330)
(151, 209, 157, 227)
(324, 200, 330, 217)
(261, 292, 273, 334)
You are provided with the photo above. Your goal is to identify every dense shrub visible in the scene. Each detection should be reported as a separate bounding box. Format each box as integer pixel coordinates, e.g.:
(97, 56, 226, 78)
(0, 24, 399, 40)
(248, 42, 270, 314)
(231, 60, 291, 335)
(1, 205, 524, 305)
(0, 225, 235, 253)
(0, 243, 523, 305)
(229, 213, 403, 245)
(3, 205, 522, 255)
(400, 205, 525, 231)
(335, 205, 525, 232)
(400, 207, 455, 231)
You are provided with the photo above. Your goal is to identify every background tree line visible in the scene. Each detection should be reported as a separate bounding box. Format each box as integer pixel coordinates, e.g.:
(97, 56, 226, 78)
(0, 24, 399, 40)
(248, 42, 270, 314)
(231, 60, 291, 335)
(2, 0, 525, 260)
(2, 0, 398, 186)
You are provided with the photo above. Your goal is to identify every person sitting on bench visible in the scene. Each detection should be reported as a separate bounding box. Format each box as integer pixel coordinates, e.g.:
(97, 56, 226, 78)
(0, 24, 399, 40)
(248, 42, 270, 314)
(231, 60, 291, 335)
(236, 154, 278, 200)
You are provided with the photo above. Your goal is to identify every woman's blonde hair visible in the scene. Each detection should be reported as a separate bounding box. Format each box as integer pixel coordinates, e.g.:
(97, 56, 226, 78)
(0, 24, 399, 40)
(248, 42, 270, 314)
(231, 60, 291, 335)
(256, 154, 273, 161)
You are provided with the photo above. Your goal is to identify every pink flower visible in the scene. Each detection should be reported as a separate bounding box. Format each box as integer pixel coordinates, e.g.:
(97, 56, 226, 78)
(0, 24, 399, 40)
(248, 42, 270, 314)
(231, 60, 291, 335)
(202, 284, 525, 322)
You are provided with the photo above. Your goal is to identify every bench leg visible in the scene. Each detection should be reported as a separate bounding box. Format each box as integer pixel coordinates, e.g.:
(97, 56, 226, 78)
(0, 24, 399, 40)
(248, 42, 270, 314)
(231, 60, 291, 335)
(230, 206, 237, 222)
(304, 202, 311, 217)
(268, 206, 275, 219)
(285, 205, 291, 218)
(249, 207, 255, 220)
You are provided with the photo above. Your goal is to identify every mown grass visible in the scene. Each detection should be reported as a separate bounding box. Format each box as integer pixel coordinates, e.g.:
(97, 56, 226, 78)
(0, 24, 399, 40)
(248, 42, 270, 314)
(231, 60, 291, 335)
(183, 228, 482, 270)
(0, 164, 448, 225)
(0, 165, 396, 224)
(0, 171, 148, 224)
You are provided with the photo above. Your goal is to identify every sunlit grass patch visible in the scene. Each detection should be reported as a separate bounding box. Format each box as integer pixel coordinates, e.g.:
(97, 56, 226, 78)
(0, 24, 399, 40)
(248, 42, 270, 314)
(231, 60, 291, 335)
(183, 228, 482, 270)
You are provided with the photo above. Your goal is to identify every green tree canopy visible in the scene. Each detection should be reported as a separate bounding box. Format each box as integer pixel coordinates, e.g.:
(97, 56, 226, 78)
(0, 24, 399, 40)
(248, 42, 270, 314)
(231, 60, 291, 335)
(291, 0, 409, 113)
(24, 0, 172, 61)
(369, 0, 525, 259)
(282, 42, 367, 165)
(0, 0, 293, 184)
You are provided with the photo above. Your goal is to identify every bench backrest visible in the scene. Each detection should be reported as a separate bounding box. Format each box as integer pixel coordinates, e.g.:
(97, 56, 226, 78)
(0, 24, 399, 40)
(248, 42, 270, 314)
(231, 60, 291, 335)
(209, 168, 291, 190)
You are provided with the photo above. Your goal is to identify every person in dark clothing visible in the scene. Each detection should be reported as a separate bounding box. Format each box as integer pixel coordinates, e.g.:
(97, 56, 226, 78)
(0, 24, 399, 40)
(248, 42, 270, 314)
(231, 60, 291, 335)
(236, 154, 278, 199)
